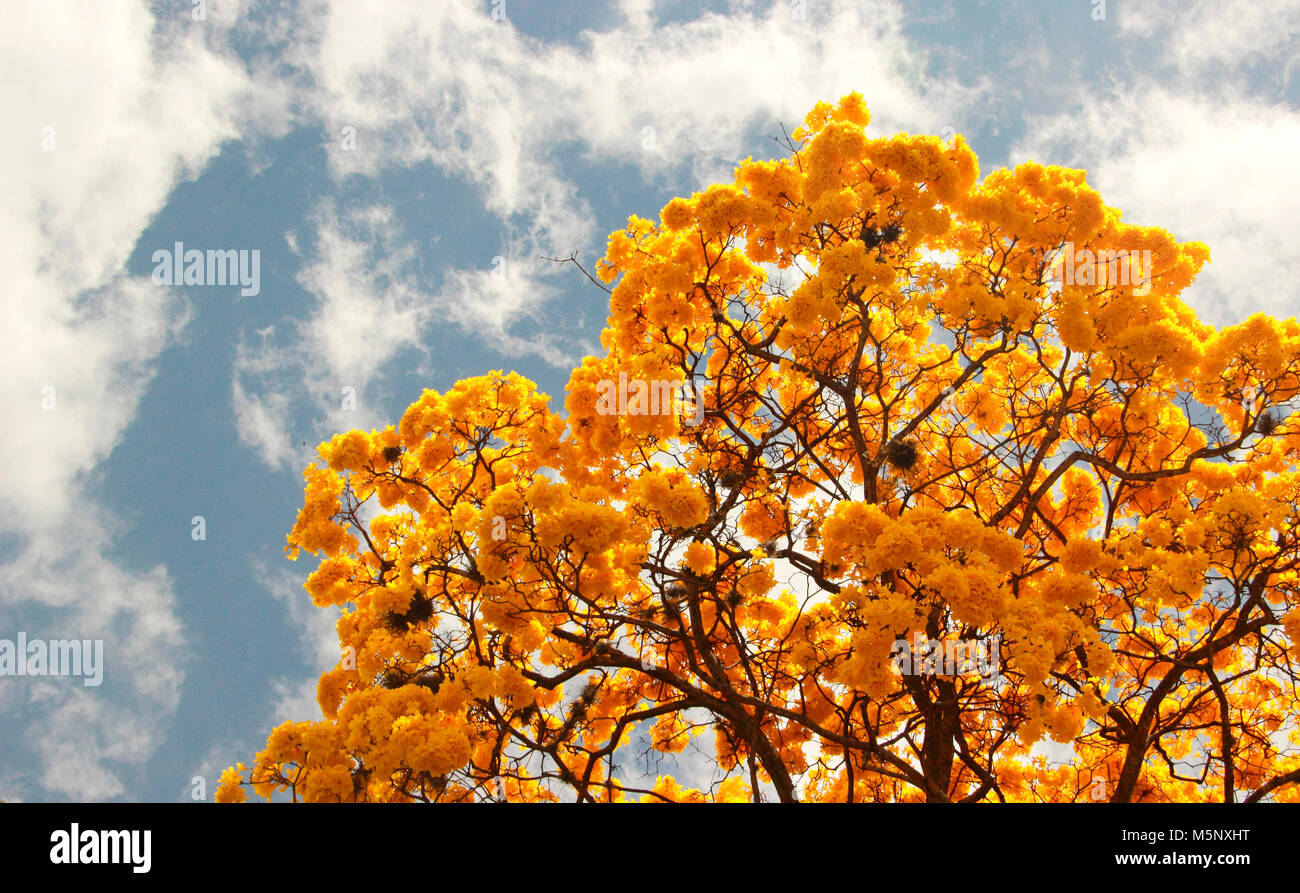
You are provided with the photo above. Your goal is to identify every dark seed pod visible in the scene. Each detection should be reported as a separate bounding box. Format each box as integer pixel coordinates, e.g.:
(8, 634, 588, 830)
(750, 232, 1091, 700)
(1257, 411, 1278, 436)
(402, 593, 434, 626)
(883, 439, 919, 471)
(593, 640, 613, 656)
(383, 611, 408, 633)
(379, 671, 407, 689)
(580, 681, 600, 705)
(881, 223, 903, 243)
(410, 592, 434, 620)
(718, 469, 746, 489)
(382, 445, 404, 463)
(384, 591, 434, 631)
(861, 227, 882, 249)
(726, 590, 742, 609)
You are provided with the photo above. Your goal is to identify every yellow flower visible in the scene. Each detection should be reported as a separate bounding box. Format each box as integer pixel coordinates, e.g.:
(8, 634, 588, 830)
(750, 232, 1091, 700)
(630, 468, 710, 529)
(215, 765, 246, 803)
(322, 429, 372, 472)
(660, 197, 696, 231)
(683, 541, 716, 575)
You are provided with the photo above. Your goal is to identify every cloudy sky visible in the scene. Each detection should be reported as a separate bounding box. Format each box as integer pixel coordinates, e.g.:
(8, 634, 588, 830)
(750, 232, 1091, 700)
(2, 0, 1297, 802)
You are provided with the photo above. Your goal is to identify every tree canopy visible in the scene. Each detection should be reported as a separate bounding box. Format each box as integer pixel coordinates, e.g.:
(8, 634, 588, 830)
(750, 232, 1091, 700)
(219, 93, 1300, 803)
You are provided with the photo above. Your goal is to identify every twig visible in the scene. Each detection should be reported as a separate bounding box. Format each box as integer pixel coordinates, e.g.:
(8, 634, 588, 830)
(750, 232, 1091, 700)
(540, 251, 612, 294)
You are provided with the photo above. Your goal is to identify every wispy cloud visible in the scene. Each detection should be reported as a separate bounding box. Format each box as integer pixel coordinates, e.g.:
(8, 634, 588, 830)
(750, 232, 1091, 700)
(0, 0, 280, 800)
(1014, 85, 1300, 326)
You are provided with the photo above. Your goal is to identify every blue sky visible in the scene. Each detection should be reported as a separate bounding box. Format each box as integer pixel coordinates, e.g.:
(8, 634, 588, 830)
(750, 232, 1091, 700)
(3, 0, 1299, 802)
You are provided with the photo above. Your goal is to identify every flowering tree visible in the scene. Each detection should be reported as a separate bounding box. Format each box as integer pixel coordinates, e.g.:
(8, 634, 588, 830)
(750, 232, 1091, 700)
(220, 94, 1300, 803)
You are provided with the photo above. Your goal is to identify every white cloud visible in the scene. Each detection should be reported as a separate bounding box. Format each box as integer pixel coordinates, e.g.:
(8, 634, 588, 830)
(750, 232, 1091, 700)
(268, 677, 326, 725)
(1019, 2, 1300, 326)
(290, 0, 972, 339)
(259, 557, 342, 671)
(232, 372, 298, 470)
(231, 0, 978, 470)
(296, 205, 435, 388)
(259, 557, 336, 726)
(546, 0, 960, 173)
(1013, 86, 1300, 326)
(0, 1, 281, 800)
(0, 510, 186, 799)
(1118, 0, 1300, 79)
(231, 205, 435, 470)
